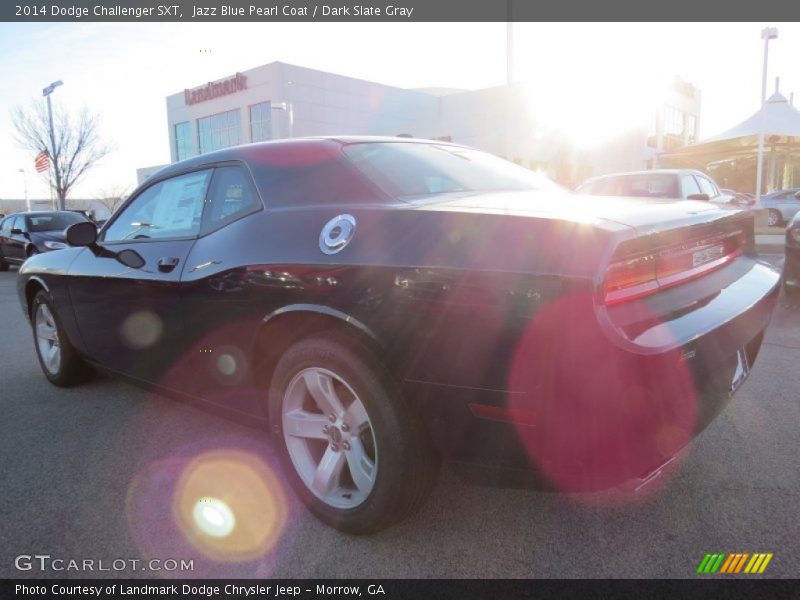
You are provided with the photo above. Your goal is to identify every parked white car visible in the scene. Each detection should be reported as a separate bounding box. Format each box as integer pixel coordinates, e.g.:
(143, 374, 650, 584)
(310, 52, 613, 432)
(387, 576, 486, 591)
(576, 169, 744, 208)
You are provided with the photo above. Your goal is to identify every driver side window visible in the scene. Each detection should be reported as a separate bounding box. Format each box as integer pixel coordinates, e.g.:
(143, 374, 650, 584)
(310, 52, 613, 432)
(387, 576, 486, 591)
(696, 176, 718, 199)
(103, 170, 212, 242)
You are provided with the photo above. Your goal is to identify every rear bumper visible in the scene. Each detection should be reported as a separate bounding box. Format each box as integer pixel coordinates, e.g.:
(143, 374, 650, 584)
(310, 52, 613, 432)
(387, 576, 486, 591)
(408, 259, 780, 491)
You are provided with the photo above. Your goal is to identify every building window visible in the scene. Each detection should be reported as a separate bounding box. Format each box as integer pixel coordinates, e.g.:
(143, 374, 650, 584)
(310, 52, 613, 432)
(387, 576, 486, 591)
(198, 109, 241, 154)
(175, 121, 193, 161)
(663, 105, 686, 150)
(250, 102, 273, 142)
(664, 106, 684, 137)
(686, 114, 697, 145)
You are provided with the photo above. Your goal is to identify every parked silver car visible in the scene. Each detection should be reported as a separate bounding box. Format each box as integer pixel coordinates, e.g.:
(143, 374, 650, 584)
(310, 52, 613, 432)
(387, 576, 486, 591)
(761, 188, 800, 227)
(576, 169, 741, 208)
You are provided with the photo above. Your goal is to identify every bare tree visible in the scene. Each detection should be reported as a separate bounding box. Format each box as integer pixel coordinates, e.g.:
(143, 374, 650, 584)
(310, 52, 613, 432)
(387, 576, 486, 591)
(11, 100, 112, 210)
(94, 184, 130, 217)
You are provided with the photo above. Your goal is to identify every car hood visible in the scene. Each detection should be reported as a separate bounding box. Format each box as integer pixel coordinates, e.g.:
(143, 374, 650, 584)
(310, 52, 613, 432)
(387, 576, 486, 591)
(411, 190, 736, 233)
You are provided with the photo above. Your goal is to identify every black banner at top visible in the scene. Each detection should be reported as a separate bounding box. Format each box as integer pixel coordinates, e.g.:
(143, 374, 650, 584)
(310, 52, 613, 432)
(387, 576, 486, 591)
(3, 0, 800, 22)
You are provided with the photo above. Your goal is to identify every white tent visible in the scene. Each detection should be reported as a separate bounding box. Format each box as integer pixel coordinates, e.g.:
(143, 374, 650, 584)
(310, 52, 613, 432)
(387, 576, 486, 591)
(703, 90, 800, 144)
(659, 85, 800, 193)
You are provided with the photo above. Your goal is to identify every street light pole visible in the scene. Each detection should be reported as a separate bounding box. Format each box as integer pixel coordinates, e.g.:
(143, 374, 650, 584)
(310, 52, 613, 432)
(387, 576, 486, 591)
(42, 80, 64, 210)
(271, 102, 293, 139)
(755, 27, 777, 206)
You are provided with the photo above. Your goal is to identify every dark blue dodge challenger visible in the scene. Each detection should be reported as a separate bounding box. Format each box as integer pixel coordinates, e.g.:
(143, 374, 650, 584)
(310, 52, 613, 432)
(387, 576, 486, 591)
(18, 137, 780, 532)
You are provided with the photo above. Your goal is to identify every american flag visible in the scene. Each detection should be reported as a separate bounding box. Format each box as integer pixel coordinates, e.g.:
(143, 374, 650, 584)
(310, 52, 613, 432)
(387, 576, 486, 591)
(34, 150, 50, 173)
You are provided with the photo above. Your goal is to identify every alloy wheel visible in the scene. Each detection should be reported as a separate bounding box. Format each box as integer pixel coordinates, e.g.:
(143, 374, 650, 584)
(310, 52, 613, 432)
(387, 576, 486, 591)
(282, 367, 378, 509)
(35, 303, 61, 374)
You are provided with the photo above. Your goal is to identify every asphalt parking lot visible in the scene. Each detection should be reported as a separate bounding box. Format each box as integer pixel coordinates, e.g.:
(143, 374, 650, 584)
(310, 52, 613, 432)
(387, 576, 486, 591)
(1, 251, 798, 579)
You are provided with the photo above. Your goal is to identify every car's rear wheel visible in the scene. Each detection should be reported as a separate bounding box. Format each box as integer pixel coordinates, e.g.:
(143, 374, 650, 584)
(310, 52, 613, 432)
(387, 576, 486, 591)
(0, 255, 8, 271)
(767, 209, 782, 227)
(267, 332, 438, 533)
(31, 291, 93, 386)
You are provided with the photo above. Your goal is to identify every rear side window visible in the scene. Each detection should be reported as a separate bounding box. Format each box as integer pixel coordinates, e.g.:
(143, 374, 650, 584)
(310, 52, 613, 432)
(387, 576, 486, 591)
(622, 174, 679, 198)
(201, 166, 261, 234)
(103, 170, 212, 242)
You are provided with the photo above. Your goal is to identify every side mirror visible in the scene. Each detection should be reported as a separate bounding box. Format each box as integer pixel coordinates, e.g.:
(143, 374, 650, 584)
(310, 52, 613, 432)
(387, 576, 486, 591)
(116, 249, 146, 269)
(10, 227, 24, 235)
(65, 221, 98, 247)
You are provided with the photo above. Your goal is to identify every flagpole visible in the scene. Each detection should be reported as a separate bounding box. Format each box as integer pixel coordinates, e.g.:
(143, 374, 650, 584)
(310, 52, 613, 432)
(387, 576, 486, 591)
(49, 160, 55, 210)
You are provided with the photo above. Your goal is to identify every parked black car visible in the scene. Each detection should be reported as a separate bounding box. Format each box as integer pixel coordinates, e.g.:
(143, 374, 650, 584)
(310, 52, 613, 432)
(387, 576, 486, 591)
(0, 211, 90, 270)
(784, 211, 800, 297)
(16, 138, 780, 532)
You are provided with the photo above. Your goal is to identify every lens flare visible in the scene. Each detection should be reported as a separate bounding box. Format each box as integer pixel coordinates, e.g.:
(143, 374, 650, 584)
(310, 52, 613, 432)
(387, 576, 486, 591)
(173, 450, 288, 562)
(216, 353, 238, 377)
(507, 291, 698, 498)
(193, 498, 236, 537)
(121, 310, 163, 349)
(126, 446, 290, 574)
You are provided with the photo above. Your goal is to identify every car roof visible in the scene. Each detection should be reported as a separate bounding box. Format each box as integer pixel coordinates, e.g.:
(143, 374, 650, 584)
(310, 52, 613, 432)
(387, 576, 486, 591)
(146, 136, 463, 183)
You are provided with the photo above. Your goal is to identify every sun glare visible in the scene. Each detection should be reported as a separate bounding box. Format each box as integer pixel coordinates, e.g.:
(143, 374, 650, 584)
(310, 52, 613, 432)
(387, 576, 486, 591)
(519, 73, 673, 150)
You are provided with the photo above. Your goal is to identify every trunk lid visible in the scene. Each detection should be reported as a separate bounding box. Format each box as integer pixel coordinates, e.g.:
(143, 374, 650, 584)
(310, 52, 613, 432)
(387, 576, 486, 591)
(411, 189, 735, 233)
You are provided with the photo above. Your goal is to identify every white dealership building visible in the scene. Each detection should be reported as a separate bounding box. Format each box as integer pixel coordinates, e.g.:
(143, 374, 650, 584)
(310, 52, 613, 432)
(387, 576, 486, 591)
(150, 61, 701, 187)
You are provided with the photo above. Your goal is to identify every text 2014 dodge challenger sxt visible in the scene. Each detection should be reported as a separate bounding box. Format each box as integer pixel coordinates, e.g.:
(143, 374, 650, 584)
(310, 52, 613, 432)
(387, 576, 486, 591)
(18, 138, 780, 532)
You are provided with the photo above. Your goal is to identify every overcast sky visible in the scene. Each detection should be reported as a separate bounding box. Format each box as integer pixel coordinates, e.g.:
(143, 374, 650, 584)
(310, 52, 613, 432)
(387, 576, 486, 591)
(1, 22, 798, 199)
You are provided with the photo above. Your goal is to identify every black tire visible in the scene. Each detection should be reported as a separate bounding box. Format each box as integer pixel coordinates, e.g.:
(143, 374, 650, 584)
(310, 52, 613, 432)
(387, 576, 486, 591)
(0, 256, 8, 271)
(767, 209, 782, 228)
(267, 331, 438, 533)
(30, 290, 93, 387)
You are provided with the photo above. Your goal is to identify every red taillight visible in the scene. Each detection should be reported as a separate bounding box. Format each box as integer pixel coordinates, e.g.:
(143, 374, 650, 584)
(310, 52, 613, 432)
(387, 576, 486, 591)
(604, 231, 744, 305)
(604, 255, 659, 304)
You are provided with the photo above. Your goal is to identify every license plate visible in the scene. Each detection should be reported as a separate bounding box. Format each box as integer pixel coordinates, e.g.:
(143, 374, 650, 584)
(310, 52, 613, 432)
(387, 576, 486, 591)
(693, 244, 724, 267)
(730, 347, 751, 394)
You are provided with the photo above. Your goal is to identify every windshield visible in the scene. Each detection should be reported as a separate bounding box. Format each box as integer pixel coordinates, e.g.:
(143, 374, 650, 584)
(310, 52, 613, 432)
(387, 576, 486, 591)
(26, 213, 87, 232)
(343, 142, 562, 200)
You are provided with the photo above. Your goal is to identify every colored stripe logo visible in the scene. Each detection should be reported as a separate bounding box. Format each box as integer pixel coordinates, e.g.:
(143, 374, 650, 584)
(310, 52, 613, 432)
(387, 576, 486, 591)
(697, 552, 773, 574)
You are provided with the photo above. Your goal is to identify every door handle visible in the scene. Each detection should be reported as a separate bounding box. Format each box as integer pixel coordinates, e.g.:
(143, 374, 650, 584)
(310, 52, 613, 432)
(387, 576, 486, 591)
(157, 256, 180, 272)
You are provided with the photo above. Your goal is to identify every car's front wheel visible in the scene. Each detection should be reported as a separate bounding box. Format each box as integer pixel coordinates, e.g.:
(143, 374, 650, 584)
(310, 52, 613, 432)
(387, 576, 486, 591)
(268, 332, 437, 533)
(31, 291, 93, 386)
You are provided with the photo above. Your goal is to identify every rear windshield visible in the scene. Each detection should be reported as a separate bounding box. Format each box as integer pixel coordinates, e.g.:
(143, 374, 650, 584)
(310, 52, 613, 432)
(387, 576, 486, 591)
(27, 213, 87, 232)
(577, 174, 680, 199)
(342, 142, 561, 200)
